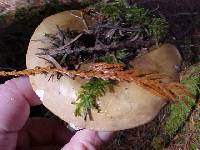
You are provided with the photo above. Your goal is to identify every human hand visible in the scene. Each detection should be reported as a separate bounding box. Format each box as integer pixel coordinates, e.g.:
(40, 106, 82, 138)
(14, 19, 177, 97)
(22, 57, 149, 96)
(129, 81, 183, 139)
(0, 77, 113, 150)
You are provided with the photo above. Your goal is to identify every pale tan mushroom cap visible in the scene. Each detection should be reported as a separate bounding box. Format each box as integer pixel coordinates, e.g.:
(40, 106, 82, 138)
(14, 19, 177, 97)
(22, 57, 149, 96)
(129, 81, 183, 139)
(26, 11, 182, 131)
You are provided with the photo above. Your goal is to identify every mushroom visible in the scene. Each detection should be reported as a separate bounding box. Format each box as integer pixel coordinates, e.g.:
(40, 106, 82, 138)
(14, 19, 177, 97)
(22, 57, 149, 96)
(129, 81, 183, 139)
(26, 11, 182, 131)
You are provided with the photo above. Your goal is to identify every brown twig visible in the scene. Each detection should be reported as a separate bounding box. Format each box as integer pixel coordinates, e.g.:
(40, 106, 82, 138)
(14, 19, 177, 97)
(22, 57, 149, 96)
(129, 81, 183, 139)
(0, 63, 193, 101)
(36, 39, 150, 57)
(97, 25, 139, 32)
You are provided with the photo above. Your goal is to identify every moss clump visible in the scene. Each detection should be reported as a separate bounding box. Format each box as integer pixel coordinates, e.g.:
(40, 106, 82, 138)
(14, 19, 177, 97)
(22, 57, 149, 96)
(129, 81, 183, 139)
(98, 55, 117, 64)
(95, 1, 168, 47)
(149, 18, 168, 47)
(181, 65, 200, 94)
(164, 97, 196, 137)
(74, 78, 113, 120)
(152, 64, 200, 149)
(95, 0, 126, 20)
(98, 49, 129, 64)
(151, 136, 165, 150)
(125, 6, 149, 24)
(115, 49, 130, 60)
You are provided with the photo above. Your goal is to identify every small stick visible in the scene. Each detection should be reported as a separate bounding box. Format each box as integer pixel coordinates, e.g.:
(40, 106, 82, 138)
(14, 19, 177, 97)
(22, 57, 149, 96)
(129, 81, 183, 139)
(98, 25, 139, 32)
(65, 33, 83, 47)
(0, 63, 193, 101)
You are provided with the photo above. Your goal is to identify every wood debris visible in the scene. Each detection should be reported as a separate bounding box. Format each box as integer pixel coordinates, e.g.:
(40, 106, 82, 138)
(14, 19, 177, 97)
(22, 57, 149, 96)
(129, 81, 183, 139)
(0, 63, 193, 101)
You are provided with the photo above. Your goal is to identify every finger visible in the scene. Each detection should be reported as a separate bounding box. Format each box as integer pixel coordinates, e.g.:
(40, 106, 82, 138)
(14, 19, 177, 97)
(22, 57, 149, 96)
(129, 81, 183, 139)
(0, 77, 41, 132)
(61, 129, 113, 150)
(17, 118, 73, 150)
(0, 77, 41, 150)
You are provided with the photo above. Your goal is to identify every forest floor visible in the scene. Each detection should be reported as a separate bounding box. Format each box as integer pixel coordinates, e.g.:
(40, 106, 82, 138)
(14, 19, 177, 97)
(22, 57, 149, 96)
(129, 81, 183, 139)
(0, 0, 200, 149)
(105, 1, 200, 149)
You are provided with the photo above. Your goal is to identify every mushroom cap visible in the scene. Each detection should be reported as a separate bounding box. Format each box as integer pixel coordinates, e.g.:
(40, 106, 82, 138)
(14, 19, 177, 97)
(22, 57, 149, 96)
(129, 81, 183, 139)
(26, 11, 182, 131)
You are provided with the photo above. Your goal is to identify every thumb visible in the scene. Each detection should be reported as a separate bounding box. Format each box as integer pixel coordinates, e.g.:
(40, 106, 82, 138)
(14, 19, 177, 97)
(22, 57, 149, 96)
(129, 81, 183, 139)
(61, 129, 113, 150)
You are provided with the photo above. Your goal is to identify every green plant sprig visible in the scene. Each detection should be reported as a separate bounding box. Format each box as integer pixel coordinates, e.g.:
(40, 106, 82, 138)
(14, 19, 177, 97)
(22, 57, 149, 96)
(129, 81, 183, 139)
(95, 0, 126, 20)
(95, 1, 168, 47)
(98, 49, 129, 64)
(149, 18, 168, 47)
(74, 78, 113, 120)
(74, 51, 126, 120)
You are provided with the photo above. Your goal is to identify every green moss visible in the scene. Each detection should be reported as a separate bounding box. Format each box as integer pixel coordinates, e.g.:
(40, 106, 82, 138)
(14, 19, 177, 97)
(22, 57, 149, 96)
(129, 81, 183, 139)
(163, 70, 200, 137)
(181, 65, 200, 94)
(164, 97, 195, 137)
(115, 49, 129, 60)
(74, 78, 113, 120)
(125, 6, 149, 25)
(95, 0, 126, 20)
(95, 1, 168, 46)
(98, 49, 129, 64)
(151, 136, 164, 150)
(189, 143, 197, 150)
(99, 55, 117, 64)
(75, 50, 127, 119)
(148, 18, 168, 47)
(152, 64, 200, 149)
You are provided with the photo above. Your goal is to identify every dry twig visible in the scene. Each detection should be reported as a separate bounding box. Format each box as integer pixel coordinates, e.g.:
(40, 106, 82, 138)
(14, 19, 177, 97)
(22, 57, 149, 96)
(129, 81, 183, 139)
(0, 63, 193, 101)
